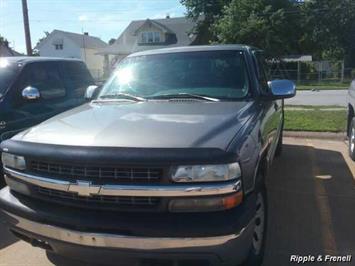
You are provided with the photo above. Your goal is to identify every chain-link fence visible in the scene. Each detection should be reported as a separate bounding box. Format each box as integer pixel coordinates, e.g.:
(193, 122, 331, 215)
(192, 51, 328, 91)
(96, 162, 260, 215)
(269, 60, 355, 85)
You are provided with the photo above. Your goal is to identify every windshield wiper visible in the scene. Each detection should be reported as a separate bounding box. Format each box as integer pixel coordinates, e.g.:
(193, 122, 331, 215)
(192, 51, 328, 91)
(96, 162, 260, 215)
(97, 93, 146, 102)
(148, 93, 220, 102)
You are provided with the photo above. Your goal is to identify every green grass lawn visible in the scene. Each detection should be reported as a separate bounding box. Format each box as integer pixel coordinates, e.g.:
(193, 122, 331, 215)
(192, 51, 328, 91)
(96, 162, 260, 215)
(284, 109, 347, 132)
(285, 105, 346, 110)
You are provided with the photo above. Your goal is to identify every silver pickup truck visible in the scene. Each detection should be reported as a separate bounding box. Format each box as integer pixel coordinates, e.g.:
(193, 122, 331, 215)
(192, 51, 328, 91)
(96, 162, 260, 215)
(348, 81, 355, 160)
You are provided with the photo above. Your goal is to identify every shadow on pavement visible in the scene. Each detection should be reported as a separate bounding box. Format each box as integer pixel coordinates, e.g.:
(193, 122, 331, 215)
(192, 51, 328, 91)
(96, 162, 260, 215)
(264, 144, 355, 266)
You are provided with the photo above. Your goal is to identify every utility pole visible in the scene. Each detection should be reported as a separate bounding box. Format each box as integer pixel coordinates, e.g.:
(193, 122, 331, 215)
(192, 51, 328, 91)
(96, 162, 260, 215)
(21, 0, 32, 55)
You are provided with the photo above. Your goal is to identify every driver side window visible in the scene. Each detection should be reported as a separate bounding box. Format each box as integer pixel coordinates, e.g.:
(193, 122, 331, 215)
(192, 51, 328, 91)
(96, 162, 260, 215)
(17, 62, 66, 101)
(252, 51, 271, 95)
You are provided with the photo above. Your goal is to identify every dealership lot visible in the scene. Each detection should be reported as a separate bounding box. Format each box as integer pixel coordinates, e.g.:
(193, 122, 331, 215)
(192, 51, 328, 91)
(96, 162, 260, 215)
(0, 137, 354, 266)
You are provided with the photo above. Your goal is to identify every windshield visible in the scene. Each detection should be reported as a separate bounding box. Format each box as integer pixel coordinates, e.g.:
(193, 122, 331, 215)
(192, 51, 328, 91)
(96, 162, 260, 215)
(98, 51, 250, 101)
(0, 59, 18, 97)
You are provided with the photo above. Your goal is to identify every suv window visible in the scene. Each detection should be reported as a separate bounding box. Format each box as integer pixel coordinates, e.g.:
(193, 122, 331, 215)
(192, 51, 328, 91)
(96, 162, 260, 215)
(19, 62, 66, 100)
(252, 51, 271, 94)
(0, 60, 20, 97)
(62, 61, 94, 97)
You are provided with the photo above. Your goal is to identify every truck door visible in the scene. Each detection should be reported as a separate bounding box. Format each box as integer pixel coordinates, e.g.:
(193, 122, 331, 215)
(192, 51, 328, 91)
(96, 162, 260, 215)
(252, 51, 282, 163)
(2, 61, 67, 140)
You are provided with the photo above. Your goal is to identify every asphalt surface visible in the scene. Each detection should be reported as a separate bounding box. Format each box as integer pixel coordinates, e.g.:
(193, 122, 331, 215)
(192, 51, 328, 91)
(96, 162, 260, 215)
(285, 90, 348, 106)
(0, 137, 354, 266)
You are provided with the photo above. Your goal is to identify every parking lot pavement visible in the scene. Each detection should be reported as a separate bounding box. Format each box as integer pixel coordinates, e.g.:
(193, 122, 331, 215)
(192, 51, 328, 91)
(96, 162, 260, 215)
(264, 137, 355, 266)
(0, 137, 354, 266)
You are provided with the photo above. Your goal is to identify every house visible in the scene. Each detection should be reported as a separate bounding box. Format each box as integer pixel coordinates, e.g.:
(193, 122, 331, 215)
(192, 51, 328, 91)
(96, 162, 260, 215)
(35, 30, 108, 79)
(0, 41, 21, 57)
(97, 16, 200, 71)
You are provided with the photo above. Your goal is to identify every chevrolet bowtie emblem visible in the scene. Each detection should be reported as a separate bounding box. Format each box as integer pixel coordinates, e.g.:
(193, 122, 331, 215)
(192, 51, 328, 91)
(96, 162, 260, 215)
(68, 181, 100, 197)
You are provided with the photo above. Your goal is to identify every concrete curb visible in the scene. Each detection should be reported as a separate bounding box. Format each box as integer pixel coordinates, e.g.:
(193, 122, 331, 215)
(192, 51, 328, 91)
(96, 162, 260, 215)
(284, 131, 347, 141)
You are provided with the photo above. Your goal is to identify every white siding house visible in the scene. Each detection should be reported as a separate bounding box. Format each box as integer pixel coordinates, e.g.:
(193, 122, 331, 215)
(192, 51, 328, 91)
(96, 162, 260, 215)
(97, 16, 200, 72)
(35, 30, 108, 79)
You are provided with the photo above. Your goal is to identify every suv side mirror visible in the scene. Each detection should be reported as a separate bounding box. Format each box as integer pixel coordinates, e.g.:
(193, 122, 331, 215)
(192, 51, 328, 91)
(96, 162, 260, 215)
(268, 80, 296, 99)
(22, 86, 41, 100)
(85, 85, 99, 100)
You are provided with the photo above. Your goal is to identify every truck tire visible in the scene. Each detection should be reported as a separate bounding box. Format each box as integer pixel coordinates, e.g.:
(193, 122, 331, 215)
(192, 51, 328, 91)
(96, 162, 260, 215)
(243, 185, 267, 266)
(349, 119, 355, 161)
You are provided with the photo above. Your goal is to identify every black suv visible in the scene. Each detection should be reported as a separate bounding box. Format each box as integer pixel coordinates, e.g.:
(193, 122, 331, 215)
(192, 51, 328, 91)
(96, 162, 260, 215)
(0, 46, 296, 266)
(0, 57, 94, 142)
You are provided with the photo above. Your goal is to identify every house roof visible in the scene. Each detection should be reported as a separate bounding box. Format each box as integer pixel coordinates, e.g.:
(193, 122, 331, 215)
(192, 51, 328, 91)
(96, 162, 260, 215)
(0, 44, 22, 56)
(36, 30, 107, 50)
(97, 16, 200, 55)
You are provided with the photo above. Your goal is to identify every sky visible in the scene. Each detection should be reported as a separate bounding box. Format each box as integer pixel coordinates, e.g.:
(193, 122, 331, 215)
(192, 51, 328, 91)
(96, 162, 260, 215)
(0, 0, 186, 53)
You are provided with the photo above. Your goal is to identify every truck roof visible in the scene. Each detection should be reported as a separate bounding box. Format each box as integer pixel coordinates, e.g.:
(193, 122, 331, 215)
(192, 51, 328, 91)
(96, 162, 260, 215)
(0, 56, 83, 65)
(128, 44, 256, 57)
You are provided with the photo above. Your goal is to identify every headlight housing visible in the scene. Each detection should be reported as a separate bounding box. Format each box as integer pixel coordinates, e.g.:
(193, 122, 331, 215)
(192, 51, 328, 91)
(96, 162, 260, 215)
(172, 162, 241, 183)
(1, 152, 26, 170)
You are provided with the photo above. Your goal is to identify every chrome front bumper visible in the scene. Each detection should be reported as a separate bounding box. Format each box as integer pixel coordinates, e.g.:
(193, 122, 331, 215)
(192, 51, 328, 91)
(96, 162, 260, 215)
(4, 167, 240, 197)
(4, 211, 252, 250)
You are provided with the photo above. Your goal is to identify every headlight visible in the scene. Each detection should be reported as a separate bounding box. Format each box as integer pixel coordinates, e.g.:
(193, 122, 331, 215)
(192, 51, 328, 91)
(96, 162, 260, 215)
(1, 153, 26, 170)
(172, 162, 241, 182)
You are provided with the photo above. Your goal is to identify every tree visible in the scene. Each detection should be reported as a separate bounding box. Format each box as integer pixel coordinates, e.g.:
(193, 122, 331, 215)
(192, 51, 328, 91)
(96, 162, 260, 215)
(181, 0, 304, 54)
(0, 35, 9, 46)
(32, 31, 50, 55)
(181, 0, 232, 44)
(108, 38, 116, 45)
(181, 0, 355, 64)
(301, 0, 355, 64)
(212, 0, 303, 56)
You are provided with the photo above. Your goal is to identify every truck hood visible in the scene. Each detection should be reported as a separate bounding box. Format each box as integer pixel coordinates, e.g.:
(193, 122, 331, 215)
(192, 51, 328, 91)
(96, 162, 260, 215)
(13, 100, 255, 149)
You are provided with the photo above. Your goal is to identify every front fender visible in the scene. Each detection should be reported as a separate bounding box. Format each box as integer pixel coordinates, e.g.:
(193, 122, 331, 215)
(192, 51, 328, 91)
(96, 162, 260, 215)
(226, 106, 268, 195)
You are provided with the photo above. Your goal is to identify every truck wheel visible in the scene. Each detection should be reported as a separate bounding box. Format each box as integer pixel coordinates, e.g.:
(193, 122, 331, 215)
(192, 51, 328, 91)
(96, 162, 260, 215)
(243, 187, 267, 266)
(275, 131, 283, 157)
(349, 119, 355, 161)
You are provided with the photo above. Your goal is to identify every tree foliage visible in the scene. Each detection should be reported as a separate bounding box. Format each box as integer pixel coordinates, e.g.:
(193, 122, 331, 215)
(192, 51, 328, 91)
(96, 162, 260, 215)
(301, 0, 355, 64)
(212, 0, 303, 56)
(0, 35, 8, 45)
(181, 0, 355, 64)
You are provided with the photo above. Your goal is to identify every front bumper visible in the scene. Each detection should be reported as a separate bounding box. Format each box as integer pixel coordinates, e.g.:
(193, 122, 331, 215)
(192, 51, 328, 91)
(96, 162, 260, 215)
(0, 187, 256, 265)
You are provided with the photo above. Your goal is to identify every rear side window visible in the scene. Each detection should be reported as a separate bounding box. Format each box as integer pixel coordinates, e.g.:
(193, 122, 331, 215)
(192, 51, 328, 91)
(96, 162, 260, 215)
(19, 62, 66, 100)
(62, 61, 94, 97)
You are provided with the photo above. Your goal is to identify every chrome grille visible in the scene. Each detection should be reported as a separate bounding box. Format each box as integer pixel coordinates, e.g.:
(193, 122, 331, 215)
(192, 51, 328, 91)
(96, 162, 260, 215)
(29, 160, 163, 184)
(35, 186, 160, 209)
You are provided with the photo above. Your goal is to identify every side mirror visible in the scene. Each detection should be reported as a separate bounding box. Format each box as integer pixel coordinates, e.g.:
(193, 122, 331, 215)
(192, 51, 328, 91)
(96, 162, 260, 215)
(22, 86, 41, 100)
(268, 80, 296, 99)
(85, 85, 99, 100)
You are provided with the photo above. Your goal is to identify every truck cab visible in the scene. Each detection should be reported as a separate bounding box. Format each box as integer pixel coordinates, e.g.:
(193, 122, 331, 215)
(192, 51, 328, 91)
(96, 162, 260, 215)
(0, 46, 295, 266)
(0, 57, 94, 142)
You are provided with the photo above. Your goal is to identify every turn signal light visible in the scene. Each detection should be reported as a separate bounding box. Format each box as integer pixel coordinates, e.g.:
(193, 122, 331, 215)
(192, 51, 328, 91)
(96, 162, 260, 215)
(169, 191, 243, 213)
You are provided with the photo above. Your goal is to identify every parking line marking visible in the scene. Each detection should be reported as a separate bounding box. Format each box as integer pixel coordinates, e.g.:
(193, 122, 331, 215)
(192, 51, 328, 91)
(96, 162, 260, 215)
(306, 139, 338, 253)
